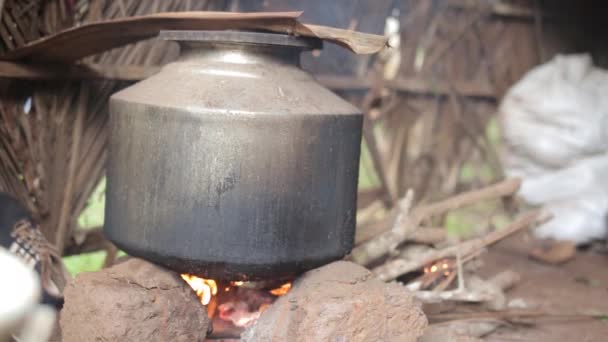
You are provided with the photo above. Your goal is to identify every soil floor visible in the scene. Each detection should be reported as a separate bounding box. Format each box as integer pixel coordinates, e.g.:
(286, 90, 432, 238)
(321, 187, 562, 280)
(478, 232, 608, 342)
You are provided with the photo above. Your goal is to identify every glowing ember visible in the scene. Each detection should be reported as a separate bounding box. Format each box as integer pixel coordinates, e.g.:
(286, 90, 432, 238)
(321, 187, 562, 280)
(218, 302, 261, 327)
(180, 274, 218, 305)
(424, 258, 452, 275)
(269, 283, 292, 296)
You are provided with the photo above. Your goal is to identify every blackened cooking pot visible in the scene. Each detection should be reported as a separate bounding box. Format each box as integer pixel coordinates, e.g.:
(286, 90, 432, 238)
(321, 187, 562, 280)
(105, 30, 363, 280)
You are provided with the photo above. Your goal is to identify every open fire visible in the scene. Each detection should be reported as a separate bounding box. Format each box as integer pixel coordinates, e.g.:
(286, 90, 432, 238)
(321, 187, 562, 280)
(180, 274, 218, 306)
(403, 258, 457, 292)
(181, 274, 292, 330)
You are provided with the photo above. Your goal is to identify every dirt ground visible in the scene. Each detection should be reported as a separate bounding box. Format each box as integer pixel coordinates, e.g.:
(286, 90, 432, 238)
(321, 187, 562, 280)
(478, 232, 608, 342)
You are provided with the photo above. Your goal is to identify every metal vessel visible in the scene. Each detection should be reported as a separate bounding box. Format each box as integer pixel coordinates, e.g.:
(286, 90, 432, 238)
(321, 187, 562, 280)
(105, 30, 363, 280)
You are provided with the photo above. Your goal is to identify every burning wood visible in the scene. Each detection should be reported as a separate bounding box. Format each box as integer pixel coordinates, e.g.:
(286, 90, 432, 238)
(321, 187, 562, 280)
(180, 274, 218, 306)
(373, 210, 548, 283)
(414, 258, 458, 291)
(179, 274, 292, 335)
(351, 178, 523, 266)
(174, 180, 542, 340)
(269, 283, 291, 296)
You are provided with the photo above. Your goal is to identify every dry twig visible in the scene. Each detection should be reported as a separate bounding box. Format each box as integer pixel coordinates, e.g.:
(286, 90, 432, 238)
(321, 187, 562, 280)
(374, 209, 545, 282)
(427, 308, 607, 323)
(350, 178, 522, 266)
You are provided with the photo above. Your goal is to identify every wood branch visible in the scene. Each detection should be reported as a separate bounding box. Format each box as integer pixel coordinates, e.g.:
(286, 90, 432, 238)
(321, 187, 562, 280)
(103, 244, 119, 268)
(0, 61, 159, 80)
(63, 227, 109, 256)
(373, 210, 545, 282)
(362, 117, 395, 207)
(357, 222, 446, 246)
(421, 319, 505, 342)
(415, 178, 521, 219)
(448, 0, 538, 19)
(409, 269, 520, 306)
(55, 84, 87, 252)
(423, 10, 486, 71)
(490, 2, 536, 18)
(391, 189, 414, 230)
(350, 178, 522, 266)
(360, 85, 397, 207)
(412, 288, 495, 303)
(427, 308, 606, 323)
(317, 75, 496, 99)
(0, 61, 495, 101)
(409, 227, 447, 245)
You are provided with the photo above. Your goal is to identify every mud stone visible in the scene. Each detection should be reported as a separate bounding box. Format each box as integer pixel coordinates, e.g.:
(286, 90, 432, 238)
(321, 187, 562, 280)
(242, 261, 427, 342)
(60, 258, 209, 342)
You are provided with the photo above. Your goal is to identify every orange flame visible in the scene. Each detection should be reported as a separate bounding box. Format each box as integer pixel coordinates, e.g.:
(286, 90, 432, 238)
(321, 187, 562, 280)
(181, 274, 218, 305)
(269, 283, 292, 296)
(181, 274, 293, 325)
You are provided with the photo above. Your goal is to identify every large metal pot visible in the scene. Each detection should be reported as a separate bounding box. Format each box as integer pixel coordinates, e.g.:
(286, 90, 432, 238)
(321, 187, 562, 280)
(105, 30, 363, 280)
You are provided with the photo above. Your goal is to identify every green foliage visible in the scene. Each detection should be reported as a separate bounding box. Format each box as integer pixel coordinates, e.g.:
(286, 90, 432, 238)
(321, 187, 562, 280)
(63, 179, 108, 275)
(445, 200, 510, 238)
(358, 141, 381, 190)
(77, 178, 106, 229)
(63, 250, 107, 276)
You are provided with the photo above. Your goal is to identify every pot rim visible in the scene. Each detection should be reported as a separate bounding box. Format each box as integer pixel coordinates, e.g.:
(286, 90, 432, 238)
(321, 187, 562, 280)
(159, 30, 323, 50)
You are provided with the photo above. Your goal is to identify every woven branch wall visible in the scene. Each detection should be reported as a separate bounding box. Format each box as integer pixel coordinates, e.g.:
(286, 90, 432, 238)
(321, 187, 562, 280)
(0, 0, 229, 251)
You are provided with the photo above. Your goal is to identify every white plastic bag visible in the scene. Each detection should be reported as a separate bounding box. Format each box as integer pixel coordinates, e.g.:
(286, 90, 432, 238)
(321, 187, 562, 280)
(499, 53, 608, 244)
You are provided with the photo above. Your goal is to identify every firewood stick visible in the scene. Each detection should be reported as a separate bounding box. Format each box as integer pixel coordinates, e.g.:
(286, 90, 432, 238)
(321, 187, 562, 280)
(433, 269, 457, 292)
(390, 189, 414, 235)
(409, 227, 447, 245)
(374, 210, 544, 281)
(413, 178, 522, 220)
(103, 243, 119, 268)
(410, 269, 521, 305)
(64, 227, 103, 252)
(412, 288, 496, 303)
(427, 308, 606, 323)
(55, 85, 88, 252)
(351, 178, 522, 266)
(422, 319, 506, 341)
(361, 86, 396, 208)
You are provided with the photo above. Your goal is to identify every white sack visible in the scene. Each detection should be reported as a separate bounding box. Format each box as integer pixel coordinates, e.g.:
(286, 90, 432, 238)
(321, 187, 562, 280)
(500, 53, 608, 244)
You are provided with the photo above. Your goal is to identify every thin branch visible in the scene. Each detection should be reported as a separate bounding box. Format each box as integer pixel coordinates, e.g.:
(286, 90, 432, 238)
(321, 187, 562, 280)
(350, 178, 522, 266)
(428, 309, 607, 323)
(373, 210, 546, 281)
(63, 227, 108, 256)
